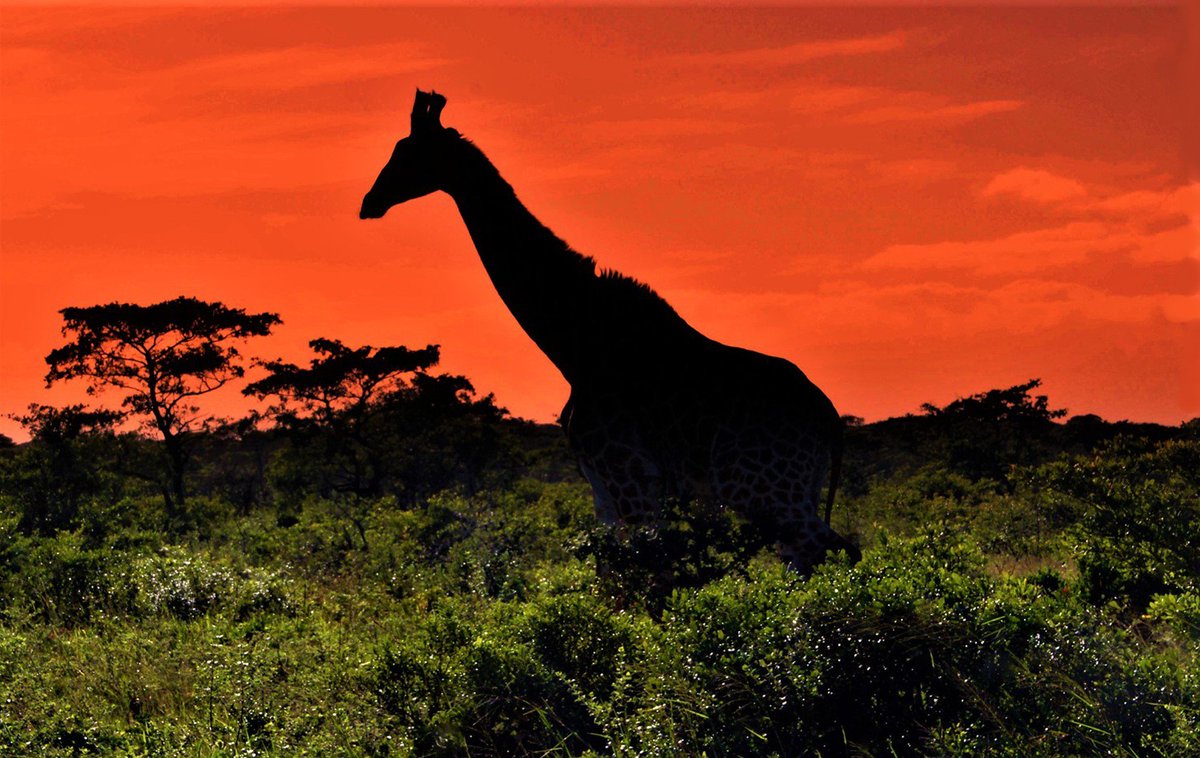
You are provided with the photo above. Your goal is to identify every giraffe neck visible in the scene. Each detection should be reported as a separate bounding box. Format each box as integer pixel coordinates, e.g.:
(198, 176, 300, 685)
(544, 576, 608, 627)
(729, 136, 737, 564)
(442, 139, 600, 383)
(441, 135, 707, 387)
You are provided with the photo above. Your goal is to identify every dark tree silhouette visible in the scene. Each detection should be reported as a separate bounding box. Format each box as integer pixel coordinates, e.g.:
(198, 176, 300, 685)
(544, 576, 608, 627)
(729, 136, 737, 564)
(245, 339, 510, 508)
(919, 378, 1067, 484)
(3, 404, 124, 534)
(44, 297, 280, 521)
(244, 338, 442, 516)
(244, 338, 440, 431)
(920, 378, 1066, 425)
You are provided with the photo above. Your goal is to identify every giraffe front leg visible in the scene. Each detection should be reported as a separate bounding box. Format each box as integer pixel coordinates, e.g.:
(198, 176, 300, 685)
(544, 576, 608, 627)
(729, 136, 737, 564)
(775, 512, 861, 574)
(577, 455, 666, 599)
(578, 458, 622, 527)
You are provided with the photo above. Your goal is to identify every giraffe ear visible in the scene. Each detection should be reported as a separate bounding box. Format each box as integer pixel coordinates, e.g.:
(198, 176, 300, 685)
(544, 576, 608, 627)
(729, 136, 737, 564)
(411, 89, 431, 133)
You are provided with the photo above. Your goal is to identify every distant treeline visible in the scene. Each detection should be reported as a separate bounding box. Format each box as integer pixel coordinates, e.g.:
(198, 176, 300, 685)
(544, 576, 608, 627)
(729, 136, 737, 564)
(4, 295, 1197, 541)
(3, 361, 1194, 543)
(2, 296, 579, 535)
(840, 378, 1193, 497)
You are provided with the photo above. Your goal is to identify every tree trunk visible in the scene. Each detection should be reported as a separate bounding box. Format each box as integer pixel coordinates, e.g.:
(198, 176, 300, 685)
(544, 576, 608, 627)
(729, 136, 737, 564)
(162, 435, 189, 527)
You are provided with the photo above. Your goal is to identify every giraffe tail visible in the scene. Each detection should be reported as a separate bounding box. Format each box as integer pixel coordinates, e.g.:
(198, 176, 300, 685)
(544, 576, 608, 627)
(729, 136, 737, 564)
(824, 424, 843, 525)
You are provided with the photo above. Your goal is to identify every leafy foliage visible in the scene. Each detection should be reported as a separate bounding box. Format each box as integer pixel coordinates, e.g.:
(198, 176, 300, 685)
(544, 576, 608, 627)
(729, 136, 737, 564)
(1028, 438, 1200, 610)
(917, 378, 1066, 483)
(1, 404, 125, 535)
(845, 379, 1070, 492)
(46, 297, 280, 427)
(245, 338, 440, 427)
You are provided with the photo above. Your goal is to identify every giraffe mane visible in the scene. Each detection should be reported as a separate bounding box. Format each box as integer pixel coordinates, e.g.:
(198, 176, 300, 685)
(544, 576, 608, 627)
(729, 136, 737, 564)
(594, 268, 682, 321)
(451, 132, 685, 326)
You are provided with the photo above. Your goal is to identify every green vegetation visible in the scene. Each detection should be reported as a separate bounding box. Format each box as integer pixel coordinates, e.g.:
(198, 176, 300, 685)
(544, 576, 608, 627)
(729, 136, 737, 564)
(2, 303, 1197, 755)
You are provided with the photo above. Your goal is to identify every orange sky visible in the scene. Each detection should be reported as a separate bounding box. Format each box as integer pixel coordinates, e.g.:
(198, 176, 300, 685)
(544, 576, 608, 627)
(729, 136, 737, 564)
(1, 4, 1197, 441)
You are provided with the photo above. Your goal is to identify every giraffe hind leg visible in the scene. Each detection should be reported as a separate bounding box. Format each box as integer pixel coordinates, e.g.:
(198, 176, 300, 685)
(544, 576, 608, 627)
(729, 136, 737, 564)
(711, 425, 859, 573)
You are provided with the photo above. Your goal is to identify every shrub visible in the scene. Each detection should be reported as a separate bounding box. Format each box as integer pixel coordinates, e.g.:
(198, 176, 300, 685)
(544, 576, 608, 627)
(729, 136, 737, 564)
(0, 532, 137, 625)
(132, 547, 294, 621)
(603, 531, 1196, 756)
(1028, 439, 1200, 610)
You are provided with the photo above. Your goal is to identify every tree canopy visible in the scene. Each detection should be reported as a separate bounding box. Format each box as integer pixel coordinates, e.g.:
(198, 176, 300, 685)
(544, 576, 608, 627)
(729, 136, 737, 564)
(920, 378, 1067, 424)
(914, 378, 1068, 484)
(3, 404, 125, 535)
(245, 338, 511, 503)
(47, 297, 281, 426)
(244, 338, 440, 428)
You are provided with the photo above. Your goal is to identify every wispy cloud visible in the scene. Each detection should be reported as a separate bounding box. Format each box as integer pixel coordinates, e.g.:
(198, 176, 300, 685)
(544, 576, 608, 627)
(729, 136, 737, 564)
(981, 167, 1197, 217)
(983, 167, 1088, 204)
(863, 176, 1198, 278)
(849, 99, 1024, 125)
(666, 30, 908, 68)
(865, 214, 1195, 277)
(1, 40, 452, 218)
(863, 222, 1124, 276)
(147, 43, 451, 94)
(785, 82, 1024, 126)
(580, 117, 748, 142)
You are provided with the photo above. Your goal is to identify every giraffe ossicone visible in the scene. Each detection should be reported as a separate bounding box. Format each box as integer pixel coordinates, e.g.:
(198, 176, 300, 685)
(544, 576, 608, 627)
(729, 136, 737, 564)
(361, 89, 859, 573)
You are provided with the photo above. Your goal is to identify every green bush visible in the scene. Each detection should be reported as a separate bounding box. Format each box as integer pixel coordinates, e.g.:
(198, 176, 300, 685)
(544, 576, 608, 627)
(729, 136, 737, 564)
(0, 532, 137, 625)
(596, 532, 1196, 756)
(1028, 439, 1200, 610)
(132, 547, 294, 621)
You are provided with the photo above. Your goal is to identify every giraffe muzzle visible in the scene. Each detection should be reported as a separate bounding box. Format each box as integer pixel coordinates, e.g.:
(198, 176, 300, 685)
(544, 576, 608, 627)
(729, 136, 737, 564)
(359, 194, 387, 219)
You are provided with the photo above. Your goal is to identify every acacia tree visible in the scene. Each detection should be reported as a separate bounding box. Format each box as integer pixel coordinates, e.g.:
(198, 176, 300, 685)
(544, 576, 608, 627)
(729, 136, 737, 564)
(246, 338, 512, 511)
(3, 404, 125, 534)
(244, 338, 442, 497)
(246, 338, 441, 431)
(919, 378, 1067, 483)
(45, 297, 280, 521)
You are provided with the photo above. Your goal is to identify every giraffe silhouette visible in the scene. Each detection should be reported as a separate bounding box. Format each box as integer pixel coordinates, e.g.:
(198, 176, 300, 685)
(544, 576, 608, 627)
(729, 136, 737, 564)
(361, 90, 859, 573)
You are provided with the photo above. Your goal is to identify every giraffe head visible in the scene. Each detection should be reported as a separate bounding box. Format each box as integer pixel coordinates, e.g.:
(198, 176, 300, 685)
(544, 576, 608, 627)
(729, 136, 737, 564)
(360, 89, 458, 219)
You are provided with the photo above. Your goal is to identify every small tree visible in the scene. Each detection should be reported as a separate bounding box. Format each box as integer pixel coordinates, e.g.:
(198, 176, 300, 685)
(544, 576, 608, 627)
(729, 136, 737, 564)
(1028, 437, 1200, 609)
(920, 378, 1067, 484)
(1, 404, 124, 534)
(246, 338, 440, 432)
(244, 338, 441, 497)
(245, 339, 510, 507)
(920, 378, 1066, 426)
(45, 297, 280, 521)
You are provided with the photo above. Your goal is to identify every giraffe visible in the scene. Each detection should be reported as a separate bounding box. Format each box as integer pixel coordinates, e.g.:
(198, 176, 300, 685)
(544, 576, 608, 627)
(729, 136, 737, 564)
(361, 90, 859, 573)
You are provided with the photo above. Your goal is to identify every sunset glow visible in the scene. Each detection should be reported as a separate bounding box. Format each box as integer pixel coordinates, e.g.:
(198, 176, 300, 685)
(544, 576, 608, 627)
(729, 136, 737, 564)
(2, 4, 1197, 441)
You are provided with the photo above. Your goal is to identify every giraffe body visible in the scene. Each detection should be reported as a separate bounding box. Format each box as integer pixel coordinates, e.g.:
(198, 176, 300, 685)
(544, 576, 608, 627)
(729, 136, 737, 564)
(563, 341, 854, 571)
(362, 90, 858, 572)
